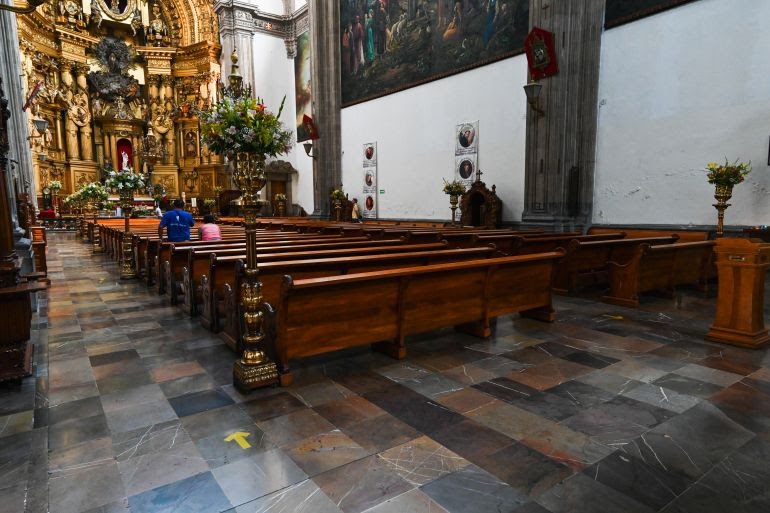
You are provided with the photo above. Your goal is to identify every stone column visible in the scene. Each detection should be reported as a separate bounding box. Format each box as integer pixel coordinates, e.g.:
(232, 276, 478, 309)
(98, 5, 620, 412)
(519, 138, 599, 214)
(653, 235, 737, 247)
(214, 0, 257, 89)
(522, 0, 605, 230)
(309, 0, 342, 217)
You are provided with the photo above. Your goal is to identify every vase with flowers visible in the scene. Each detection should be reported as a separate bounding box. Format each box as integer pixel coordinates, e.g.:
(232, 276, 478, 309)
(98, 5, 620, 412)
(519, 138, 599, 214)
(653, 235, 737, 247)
(706, 159, 751, 236)
(442, 179, 466, 226)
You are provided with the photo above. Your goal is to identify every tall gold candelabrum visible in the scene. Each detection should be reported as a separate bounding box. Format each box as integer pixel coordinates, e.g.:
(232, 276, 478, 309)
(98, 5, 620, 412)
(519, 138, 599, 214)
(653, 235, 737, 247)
(91, 201, 103, 252)
(333, 199, 342, 222)
(449, 194, 459, 226)
(231, 152, 279, 391)
(119, 190, 136, 279)
(713, 184, 733, 238)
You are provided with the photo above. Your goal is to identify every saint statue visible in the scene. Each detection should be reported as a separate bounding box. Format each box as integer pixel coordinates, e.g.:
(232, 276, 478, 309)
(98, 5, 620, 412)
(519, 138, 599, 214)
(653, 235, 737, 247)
(121, 150, 130, 171)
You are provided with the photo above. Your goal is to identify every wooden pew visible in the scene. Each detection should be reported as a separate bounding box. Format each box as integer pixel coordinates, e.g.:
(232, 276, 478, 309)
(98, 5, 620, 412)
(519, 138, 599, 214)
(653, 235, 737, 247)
(200, 241, 450, 332)
(602, 241, 715, 307)
(215, 246, 500, 349)
(181, 238, 413, 315)
(588, 226, 711, 243)
(161, 235, 370, 298)
(475, 232, 625, 256)
(554, 236, 679, 294)
(265, 251, 564, 385)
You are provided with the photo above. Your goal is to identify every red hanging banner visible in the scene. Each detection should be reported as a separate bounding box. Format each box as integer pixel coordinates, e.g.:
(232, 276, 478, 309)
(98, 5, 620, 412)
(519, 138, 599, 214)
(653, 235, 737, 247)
(524, 28, 559, 80)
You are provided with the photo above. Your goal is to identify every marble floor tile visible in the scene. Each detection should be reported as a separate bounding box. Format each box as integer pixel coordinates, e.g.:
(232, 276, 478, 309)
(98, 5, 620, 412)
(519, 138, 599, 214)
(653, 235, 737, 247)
(289, 381, 356, 407)
(536, 473, 655, 513)
(212, 448, 308, 506)
(433, 387, 499, 415)
(149, 360, 206, 383)
(314, 455, 413, 513)
(112, 420, 190, 462)
(232, 479, 342, 513)
(181, 403, 258, 441)
(49, 459, 126, 513)
(117, 439, 209, 496)
(377, 435, 469, 486)
(285, 429, 371, 476)
(340, 413, 421, 453)
(257, 408, 337, 447)
(421, 464, 528, 513)
(673, 362, 743, 387)
(0, 410, 34, 439)
(362, 488, 449, 513)
(240, 391, 307, 422)
(313, 395, 386, 429)
(104, 398, 178, 434)
(621, 382, 701, 413)
(476, 442, 573, 498)
(168, 388, 235, 417)
(128, 471, 232, 513)
(507, 359, 594, 391)
(48, 413, 110, 451)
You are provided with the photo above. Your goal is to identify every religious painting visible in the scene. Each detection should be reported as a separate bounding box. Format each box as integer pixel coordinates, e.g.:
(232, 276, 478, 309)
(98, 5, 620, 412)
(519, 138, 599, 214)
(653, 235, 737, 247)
(455, 154, 476, 187)
(340, 0, 529, 106)
(455, 121, 478, 155)
(363, 142, 377, 167)
(294, 31, 313, 142)
(184, 131, 198, 158)
(605, 0, 699, 28)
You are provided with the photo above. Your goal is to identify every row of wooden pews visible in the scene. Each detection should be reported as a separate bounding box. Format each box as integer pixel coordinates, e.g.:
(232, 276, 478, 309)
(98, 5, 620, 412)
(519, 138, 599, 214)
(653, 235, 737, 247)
(88, 217, 718, 385)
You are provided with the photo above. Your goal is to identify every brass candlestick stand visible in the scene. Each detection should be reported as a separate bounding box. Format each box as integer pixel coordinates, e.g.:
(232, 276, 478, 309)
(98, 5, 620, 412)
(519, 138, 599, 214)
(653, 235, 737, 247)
(713, 184, 733, 238)
(222, 52, 279, 391)
(231, 152, 279, 390)
(449, 194, 459, 226)
(119, 191, 136, 279)
(333, 199, 341, 221)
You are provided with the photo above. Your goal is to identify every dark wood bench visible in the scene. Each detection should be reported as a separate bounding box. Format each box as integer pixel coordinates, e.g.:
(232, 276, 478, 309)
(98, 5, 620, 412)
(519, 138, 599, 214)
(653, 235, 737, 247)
(200, 241, 450, 332)
(214, 246, 498, 350)
(161, 235, 371, 299)
(554, 236, 679, 294)
(475, 232, 625, 256)
(180, 237, 410, 315)
(264, 251, 564, 386)
(602, 241, 715, 307)
(588, 226, 711, 243)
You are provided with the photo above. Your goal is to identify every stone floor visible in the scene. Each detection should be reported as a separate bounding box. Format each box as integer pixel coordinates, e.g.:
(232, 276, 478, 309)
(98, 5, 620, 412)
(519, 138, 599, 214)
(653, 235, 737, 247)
(1, 233, 770, 513)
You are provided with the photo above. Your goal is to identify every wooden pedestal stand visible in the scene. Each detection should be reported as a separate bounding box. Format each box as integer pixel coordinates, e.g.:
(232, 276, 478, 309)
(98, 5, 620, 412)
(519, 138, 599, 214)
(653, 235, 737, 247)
(706, 238, 770, 348)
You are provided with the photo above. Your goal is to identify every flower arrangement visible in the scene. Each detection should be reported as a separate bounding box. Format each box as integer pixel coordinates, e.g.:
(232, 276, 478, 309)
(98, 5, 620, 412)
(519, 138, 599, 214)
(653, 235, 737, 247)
(213, 186, 224, 196)
(442, 179, 466, 196)
(199, 95, 293, 157)
(203, 198, 217, 208)
(48, 180, 62, 191)
(105, 169, 145, 192)
(330, 189, 346, 201)
(79, 182, 109, 202)
(706, 159, 751, 187)
(274, 193, 287, 201)
(131, 206, 154, 218)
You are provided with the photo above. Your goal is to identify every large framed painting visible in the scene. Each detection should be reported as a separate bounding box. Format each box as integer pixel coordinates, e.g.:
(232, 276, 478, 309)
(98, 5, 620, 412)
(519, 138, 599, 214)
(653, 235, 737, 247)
(340, 0, 529, 107)
(605, 0, 699, 28)
(295, 31, 313, 142)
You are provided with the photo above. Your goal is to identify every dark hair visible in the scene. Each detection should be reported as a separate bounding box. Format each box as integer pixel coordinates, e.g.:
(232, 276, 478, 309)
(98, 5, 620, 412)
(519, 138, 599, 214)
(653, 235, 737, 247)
(173, 199, 185, 208)
(203, 214, 216, 224)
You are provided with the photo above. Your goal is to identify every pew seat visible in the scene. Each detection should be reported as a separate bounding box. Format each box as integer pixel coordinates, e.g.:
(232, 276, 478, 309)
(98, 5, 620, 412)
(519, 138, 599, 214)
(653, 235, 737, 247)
(602, 241, 715, 307)
(264, 252, 564, 386)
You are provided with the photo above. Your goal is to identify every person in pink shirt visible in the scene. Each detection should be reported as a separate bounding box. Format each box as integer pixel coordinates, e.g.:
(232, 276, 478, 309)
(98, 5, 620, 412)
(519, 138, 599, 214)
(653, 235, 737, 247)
(198, 214, 222, 241)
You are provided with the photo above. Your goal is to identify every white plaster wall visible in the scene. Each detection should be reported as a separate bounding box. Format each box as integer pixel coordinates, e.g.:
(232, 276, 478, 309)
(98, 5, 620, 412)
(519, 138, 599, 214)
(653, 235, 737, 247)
(341, 55, 528, 222)
(593, 0, 770, 226)
(251, 32, 315, 212)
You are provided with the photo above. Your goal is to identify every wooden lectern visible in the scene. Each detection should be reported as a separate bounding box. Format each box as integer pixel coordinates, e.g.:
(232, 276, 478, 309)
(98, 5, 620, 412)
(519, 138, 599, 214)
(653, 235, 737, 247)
(706, 238, 770, 348)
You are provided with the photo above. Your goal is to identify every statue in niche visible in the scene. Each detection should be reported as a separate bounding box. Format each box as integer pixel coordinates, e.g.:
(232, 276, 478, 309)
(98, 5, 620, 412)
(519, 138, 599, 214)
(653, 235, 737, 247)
(121, 150, 130, 171)
(90, 0, 103, 28)
(148, 4, 170, 47)
(130, 8, 142, 36)
(88, 37, 139, 101)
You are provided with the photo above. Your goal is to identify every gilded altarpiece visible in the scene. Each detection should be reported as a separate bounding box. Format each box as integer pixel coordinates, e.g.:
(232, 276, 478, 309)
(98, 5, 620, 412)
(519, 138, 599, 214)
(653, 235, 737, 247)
(16, 0, 225, 205)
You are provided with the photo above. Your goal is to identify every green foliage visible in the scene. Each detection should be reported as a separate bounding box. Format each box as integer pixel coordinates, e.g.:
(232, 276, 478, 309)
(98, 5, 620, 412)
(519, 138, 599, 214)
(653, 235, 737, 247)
(442, 179, 466, 196)
(706, 159, 752, 187)
(200, 95, 293, 157)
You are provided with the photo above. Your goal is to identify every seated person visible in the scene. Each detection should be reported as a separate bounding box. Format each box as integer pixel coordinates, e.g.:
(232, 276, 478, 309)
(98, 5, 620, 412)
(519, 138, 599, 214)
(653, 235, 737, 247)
(158, 199, 194, 242)
(198, 214, 221, 241)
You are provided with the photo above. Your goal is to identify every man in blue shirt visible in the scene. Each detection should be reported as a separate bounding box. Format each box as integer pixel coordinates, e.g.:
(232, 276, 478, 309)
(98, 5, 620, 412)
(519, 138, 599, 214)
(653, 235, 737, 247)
(158, 199, 194, 242)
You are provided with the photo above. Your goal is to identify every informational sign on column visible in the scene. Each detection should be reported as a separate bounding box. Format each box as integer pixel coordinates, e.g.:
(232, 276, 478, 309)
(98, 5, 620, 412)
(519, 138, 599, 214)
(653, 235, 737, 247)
(362, 142, 377, 219)
(455, 121, 479, 187)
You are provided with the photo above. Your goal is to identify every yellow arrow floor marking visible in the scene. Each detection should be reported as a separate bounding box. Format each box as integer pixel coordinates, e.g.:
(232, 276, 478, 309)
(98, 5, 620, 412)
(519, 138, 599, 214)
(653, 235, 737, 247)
(224, 431, 251, 449)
